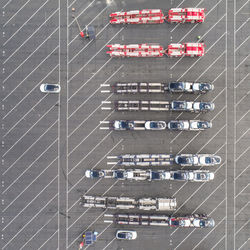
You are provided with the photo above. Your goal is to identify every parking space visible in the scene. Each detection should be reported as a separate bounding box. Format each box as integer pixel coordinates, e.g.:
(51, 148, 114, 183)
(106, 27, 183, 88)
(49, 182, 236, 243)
(1, 0, 249, 249)
(234, 0, 250, 249)
(1, 0, 59, 249)
(65, 0, 230, 249)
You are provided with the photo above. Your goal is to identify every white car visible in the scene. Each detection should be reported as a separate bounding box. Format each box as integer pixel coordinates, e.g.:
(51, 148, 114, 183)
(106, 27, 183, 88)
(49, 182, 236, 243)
(40, 83, 61, 93)
(116, 230, 137, 240)
(175, 154, 221, 166)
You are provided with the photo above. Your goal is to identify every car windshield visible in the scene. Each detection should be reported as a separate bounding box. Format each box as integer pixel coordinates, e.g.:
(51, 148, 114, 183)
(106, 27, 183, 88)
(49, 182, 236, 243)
(172, 101, 186, 109)
(169, 82, 184, 89)
(173, 173, 184, 180)
(46, 85, 58, 91)
(197, 122, 207, 128)
(200, 220, 206, 227)
(177, 156, 192, 164)
(117, 233, 126, 239)
(200, 83, 210, 90)
(200, 102, 210, 110)
(196, 173, 206, 180)
(151, 172, 160, 180)
(171, 220, 180, 226)
(205, 157, 212, 163)
(120, 121, 129, 128)
(92, 171, 99, 178)
(150, 122, 158, 128)
(170, 122, 179, 128)
(115, 171, 124, 178)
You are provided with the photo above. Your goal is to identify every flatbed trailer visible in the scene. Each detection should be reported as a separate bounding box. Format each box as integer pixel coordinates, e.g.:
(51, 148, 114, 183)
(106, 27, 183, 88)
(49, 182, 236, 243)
(101, 82, 168, 94)
(102, 100, 170, 111)
(101, 100, 214, 112)
(101, 82, 214, 94)
(104, 214, 215, 228)
(107, 154, 174, 166)
(81, 196, 177, 211)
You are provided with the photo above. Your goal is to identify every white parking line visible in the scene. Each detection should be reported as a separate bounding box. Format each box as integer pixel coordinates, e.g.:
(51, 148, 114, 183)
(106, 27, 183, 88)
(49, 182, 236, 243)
(236, 109, 250, 125)
(3, 0, 31, 27)
(102, 237, 116, 250)
(68, 208, 107, 231)
(2, 194, 58, 250)
(171, 4, 225, 68)
(68, 22, 110, 64)
(176, 131, 202, 154)
(235, 35, 249, 52)
(38, 229, 58, 250)
(235, 183, 250, 199)
(235, 0, 250, 15)
(212, 68, 226, 83)
(235, 201, 249, 217)
(2, 156, 58, 212)
(68, 27, 124, 83)
(68, 96, 113, 138)
(69, 0, 94, 9)
(193, 181, 225, 212)
(68, 140, 122, 193)
(3, 120, 58, 175)
(235, 73, 249, 88)
(235, 220, 250, 235)
(211, 235, 226, 250)
(176, 32, 226, 79)
(171, 150, 226, 215)
(178, 23, 199, 43)
(235, 164, 250, 180)
(3, 0, 51, 44)
(236, 127, 250, 143)
(238, 237, 250, 250)
(174, 228, 196, 250)
(68, 0, 98, 27)
(85, 223, 112, 249)
(3, 142, 58, 194)
(68, 5, 109, 46)
(3, 64, 59, 121)
(68, 65, 123, 118)
(208, 198, 226, 216)
(236, 145, 250, 161)
(236, 90, 250, 107)
(235, 54, 250, 70)
(193, 217, 226, 250)
(3, 0, 12, 9)
(3, 46, 59, 101)
(68, 198, 81, 212)
(235, 17, 249, 33)
(2, 176, 58, 231)
(68, 109, 113, 155)
(102, 179, 119, 196)
(68, 131, 112, 175)
(4, 8, 59, 64)
(68, 57, 112, 101)
(172, 176, 225, 216)
(197, 125, 226, 153)
(19, 212, 58, 250)
(4, 27, 58, 84)
(195, 51, 226, 81)
(3, 104, 56, 157)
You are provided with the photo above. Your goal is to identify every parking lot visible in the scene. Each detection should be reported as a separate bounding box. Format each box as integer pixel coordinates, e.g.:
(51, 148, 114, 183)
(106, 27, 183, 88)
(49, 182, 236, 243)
(1, 0, 249, 249)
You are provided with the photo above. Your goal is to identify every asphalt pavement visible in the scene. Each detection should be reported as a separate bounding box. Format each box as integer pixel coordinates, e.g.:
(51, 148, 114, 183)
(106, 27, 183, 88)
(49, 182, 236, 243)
(1, 0, 249, 249)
